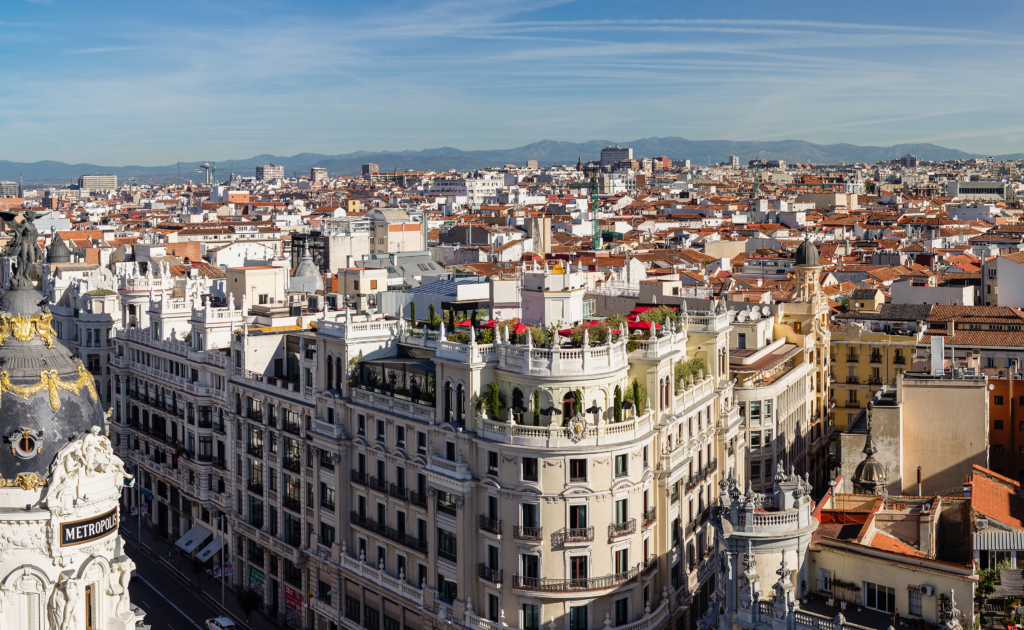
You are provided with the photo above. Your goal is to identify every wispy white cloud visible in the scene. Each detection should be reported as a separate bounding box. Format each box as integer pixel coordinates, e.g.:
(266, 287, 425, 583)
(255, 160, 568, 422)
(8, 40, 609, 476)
(3, 0, 1024, 163)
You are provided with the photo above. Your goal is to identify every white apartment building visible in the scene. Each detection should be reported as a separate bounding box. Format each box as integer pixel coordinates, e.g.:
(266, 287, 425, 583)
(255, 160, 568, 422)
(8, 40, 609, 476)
(78, 174, 118, 191)
(426, 174, 507, 205)
(257, 164, 286, 181)
(109, 266, 746, 630)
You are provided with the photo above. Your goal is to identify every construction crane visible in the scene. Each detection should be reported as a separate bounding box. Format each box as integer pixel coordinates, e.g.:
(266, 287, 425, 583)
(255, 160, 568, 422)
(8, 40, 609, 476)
(750, 160, 766, 198)
(569, 168, 601, 251)
(193, 162, 255, 186)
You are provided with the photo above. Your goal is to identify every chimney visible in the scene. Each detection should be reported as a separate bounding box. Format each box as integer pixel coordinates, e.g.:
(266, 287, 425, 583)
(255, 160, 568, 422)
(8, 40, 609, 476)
(930, 335, 945, 375)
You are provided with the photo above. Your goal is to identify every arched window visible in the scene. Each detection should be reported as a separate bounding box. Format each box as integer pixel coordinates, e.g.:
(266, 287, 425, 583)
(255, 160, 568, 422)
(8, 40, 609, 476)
(326, 360, 333, 391)
(512, 388, 524, 424)
(444, 382, 453, 422)
(456, 384, 465, 422)
(562, 392, 575, 419)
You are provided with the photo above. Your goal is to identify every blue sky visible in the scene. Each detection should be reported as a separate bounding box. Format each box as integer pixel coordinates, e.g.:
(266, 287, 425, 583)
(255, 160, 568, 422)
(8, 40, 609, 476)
(4, 0, 1024, 164)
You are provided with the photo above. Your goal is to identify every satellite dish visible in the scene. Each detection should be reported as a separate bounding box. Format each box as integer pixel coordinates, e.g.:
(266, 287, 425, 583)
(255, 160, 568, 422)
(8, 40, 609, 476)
(761, 306, 771, 317)
(727, 310, 736, 322)
(736, 312, 747, 322)
(750, 310, 761, 321)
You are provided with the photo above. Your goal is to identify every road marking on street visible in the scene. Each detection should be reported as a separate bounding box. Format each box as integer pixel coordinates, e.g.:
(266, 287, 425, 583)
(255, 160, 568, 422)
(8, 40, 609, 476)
(136, 575, 203, 630)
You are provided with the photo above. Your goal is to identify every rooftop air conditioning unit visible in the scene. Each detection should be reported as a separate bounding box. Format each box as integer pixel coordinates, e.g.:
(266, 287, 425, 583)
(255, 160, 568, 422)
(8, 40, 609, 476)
(977, 518, 989, 530)
(920, 585, 935, 597)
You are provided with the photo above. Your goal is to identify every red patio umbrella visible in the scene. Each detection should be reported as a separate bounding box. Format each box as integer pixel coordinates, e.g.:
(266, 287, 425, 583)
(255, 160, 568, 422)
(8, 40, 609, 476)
(478, 319, 497, 328)
(558, 328, 573, 337)
(454, 320, 472, 327)
(628, 320, 662, 331)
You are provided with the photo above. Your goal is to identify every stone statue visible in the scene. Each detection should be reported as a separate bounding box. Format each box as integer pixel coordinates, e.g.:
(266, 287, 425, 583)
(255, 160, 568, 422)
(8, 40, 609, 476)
(49, 576, 79, 630)
(107, 559, 135, 617)
(1, 210, 40, 288)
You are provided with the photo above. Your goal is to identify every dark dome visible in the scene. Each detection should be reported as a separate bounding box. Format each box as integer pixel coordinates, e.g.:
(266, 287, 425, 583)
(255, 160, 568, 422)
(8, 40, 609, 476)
(854, 457, 886, 484)
(47, 233, 72, 264)
(0, 286, 106, 479)
(795, 240, 819, 266)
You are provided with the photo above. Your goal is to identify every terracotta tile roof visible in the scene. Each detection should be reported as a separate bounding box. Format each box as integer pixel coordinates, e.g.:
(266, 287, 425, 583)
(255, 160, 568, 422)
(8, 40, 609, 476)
(922, 330, 1024, 348)
(971, 465, 1024, 529)
(928, 305, 1024, 324)
(871, 532, 928, 558)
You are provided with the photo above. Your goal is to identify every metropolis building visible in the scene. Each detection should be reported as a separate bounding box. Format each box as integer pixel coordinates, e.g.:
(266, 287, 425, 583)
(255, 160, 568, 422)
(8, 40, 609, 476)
(0, 262, 144, 629)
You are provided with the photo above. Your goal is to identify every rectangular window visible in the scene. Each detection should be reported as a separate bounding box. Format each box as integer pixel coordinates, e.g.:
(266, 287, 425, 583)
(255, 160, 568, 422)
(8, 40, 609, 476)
(749, 401, 761, 424)
(614, 499, 627, 524)
(570, 556, 588, 581)
(488, 451, 499, 475)
(909, 589, 922, 616)
(751, 461, 761, 482)
(522, 458, 538, 481)
(995, 395, 1005, 405)
(614, 548, 628, 574)
(615, 454, 628, 477)
(996, 421, 1005, 430)
(995, 445, 1005, 454)
(417, 431, 426, 454)
(522, 503, 539, 528)
(750, 431, 761, 448)
(569, 606, 588, 630)
(764, 400, 773, 421)
(395, 426, 405, 448)
(522, 604, 540, 630)
(865, 582, 896, 613)
(614, 599, 628, 626)
(569, 459, 587, 482)
(437, 491, 457, 516)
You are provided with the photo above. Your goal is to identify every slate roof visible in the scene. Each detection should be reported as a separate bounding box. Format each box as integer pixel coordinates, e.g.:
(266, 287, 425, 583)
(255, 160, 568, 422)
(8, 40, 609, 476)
(850, 288, 880, 300)
(837, 303, 934, 322)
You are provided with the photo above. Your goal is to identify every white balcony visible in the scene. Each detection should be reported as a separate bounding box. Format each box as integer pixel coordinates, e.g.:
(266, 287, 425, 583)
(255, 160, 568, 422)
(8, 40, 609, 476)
(476, 408, 655, 448)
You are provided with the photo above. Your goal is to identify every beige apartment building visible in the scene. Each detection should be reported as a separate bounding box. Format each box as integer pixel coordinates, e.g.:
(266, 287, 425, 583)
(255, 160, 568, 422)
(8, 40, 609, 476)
(107, 265, 745, 630)
(839, 370, 989, 497)
(310, 266, 744, 630)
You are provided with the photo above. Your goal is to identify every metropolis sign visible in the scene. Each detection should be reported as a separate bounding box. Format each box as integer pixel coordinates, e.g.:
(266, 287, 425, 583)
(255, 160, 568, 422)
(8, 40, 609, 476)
(61, 508, 118, 547)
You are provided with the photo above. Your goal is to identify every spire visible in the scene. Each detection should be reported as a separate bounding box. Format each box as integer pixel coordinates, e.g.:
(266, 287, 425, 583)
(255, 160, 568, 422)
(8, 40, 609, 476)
(863, 403, 878, 456)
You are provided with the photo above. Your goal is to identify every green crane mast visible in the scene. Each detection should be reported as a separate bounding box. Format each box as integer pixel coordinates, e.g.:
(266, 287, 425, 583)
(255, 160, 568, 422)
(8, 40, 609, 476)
(590, 171, 599, 250)
(751, 160, 765, 198)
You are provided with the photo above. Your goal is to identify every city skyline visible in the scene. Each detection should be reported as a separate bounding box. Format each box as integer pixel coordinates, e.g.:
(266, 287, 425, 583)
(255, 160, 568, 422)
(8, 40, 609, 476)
(6, 0, 1024, 164)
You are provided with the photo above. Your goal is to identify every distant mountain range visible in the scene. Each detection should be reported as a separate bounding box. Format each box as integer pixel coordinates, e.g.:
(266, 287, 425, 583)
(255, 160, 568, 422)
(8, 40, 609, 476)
(5, 137, 1023, 184)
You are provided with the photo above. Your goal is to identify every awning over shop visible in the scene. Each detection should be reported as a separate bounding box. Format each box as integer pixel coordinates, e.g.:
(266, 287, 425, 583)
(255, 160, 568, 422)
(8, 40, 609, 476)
(175, 524, 212, 553)
(196, 536, 227, 562)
